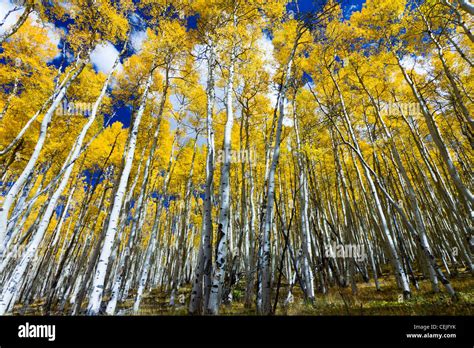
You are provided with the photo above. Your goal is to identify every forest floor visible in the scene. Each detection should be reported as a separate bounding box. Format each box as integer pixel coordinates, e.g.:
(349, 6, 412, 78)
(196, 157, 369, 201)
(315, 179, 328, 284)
(11, 271, 473, 315)
(119, 271, 474, 316)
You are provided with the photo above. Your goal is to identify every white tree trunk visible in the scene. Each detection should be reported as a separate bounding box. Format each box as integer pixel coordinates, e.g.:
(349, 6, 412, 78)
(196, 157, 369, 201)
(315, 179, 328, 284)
(208, 56, 234, 314)
(259, 37, 298, 314)
(0, 53, 119, 314)
(0, 60, 86, 256)
(329, 72, 412, 298)
(0, 2, 32, 44)
(396, 56, 474, 209)
(293, 106, 315, 301)
(189, 43, 216, 314)
(86, 71, 154, 315)
(457, 0, 474, 15)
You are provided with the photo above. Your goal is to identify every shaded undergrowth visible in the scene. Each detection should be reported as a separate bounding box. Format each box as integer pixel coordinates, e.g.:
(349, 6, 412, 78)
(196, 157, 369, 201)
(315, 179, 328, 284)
(11, 272, 473, 316)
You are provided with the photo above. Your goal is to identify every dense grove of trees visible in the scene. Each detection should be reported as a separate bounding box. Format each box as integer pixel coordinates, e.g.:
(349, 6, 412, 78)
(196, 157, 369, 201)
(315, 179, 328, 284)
(0, 0, 472, 315)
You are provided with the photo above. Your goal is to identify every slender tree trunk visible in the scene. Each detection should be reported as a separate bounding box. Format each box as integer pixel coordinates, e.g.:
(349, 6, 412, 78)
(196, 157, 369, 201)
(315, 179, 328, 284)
(208, 53, 235, 315)
(86, 67, 154, 315)
(0, 1, 33, 44)
(259, 34, 299, 314)
(396, 55, 474, 211)
(189, 42, 216, 315)
(0, 58, 87, 257)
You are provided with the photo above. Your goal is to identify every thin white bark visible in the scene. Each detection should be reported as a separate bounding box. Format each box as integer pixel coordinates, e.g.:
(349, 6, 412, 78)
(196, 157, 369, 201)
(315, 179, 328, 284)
(208, 55, 234, 315)
(0, 59, 87, 256)
(86, 69, 154, 315)
(189, 42, 216, 315)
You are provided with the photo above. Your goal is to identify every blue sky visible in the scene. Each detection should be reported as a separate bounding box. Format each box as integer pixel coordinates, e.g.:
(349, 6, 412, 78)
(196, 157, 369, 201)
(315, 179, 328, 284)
(288, 0, 365, 19)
